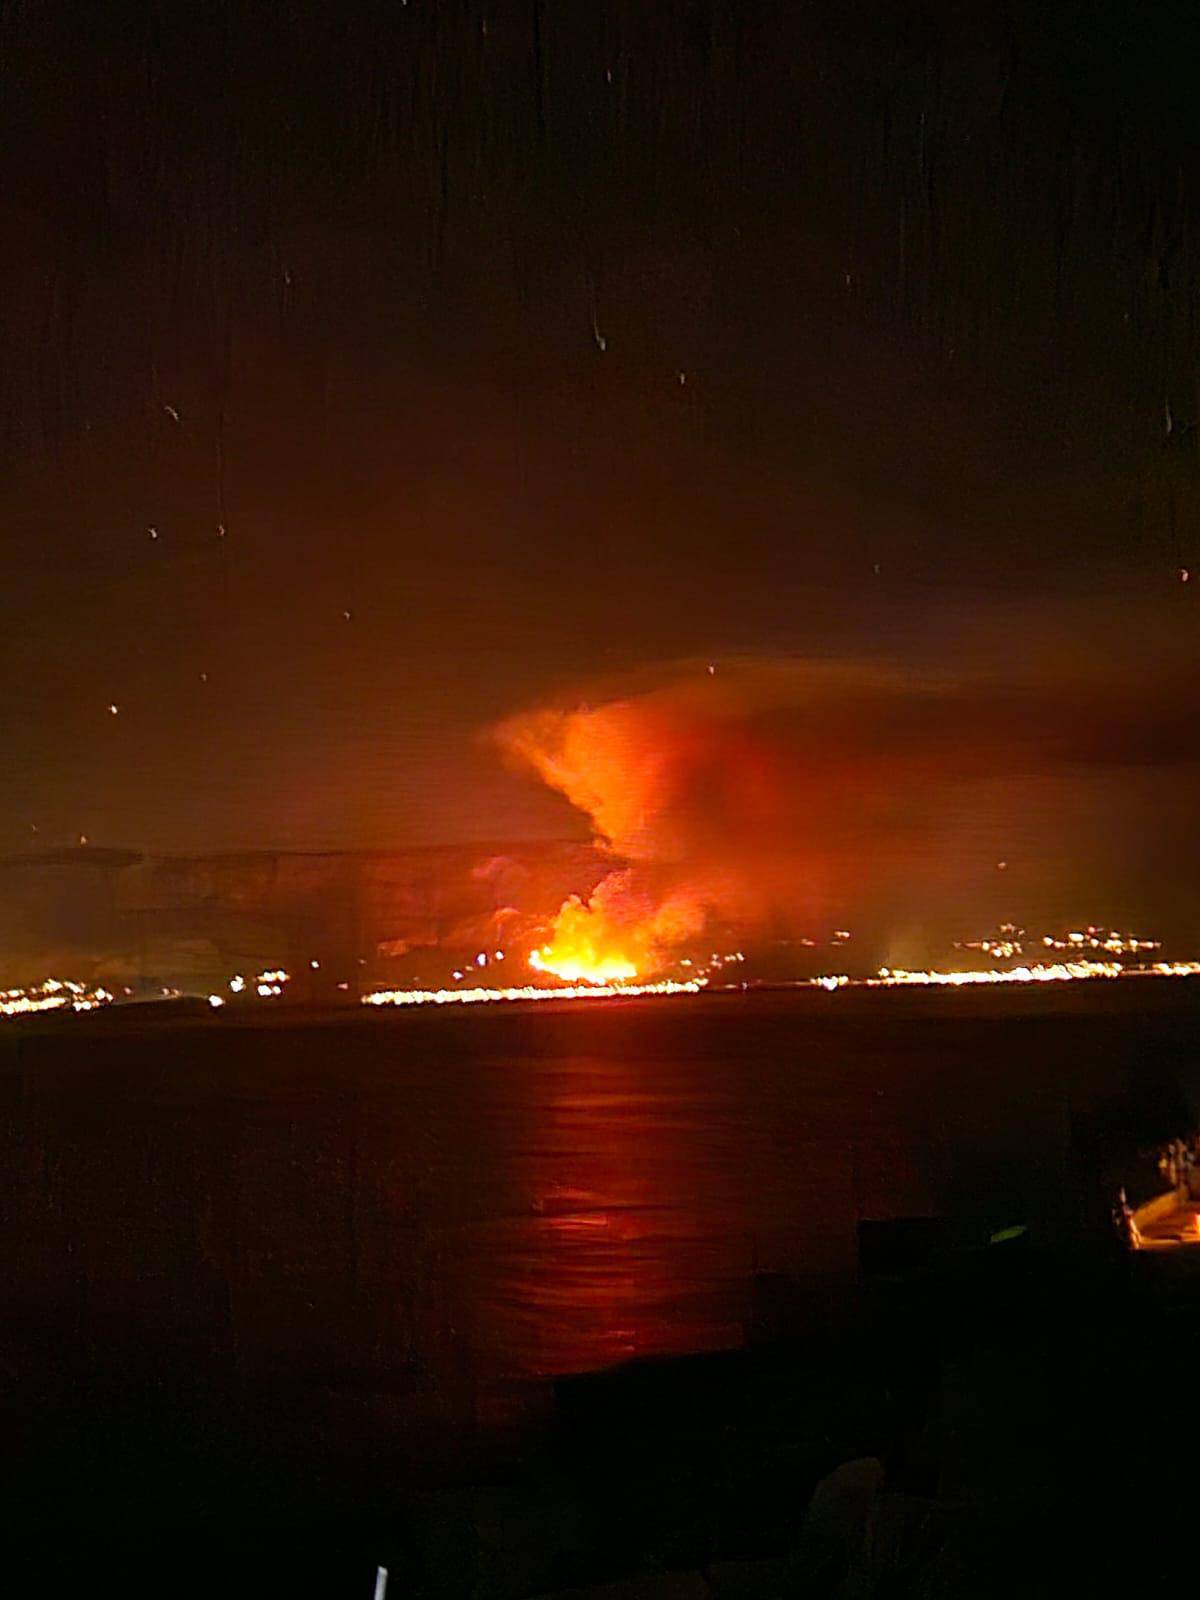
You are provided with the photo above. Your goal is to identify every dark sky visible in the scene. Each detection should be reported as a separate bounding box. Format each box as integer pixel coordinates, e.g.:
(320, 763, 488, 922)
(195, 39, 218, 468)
(1, 1, 1198, 930)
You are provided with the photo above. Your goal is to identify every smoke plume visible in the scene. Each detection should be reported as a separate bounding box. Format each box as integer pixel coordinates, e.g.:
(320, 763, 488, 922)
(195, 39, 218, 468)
(495, 647, 1200, 975)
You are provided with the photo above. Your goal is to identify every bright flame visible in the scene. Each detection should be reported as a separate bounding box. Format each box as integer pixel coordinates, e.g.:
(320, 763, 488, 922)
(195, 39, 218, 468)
(498, 682, 745, 984)
(530, 944, 637, 984)
(525, 869, 706, 985)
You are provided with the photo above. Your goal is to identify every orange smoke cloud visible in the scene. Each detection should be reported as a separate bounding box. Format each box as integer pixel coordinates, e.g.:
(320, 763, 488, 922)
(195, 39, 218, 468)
(495, 659, 932, 979)
(498, 660, 920, 861)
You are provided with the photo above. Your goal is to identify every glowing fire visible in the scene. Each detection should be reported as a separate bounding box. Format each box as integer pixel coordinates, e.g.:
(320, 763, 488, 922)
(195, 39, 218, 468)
(525, 869, 706, 985)
(490, 657, 1200, 995)
(498, 685, 726, 986)
(528, 882, 639, 982)
(496, 660, 933, 990)
(530, 941, 637, 985)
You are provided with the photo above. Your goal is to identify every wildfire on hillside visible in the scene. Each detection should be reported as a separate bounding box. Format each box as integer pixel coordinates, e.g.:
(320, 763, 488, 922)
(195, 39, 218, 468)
(495, 659, 918, 985)
(526, 870, 706, 984)
(495, 667, 783, 984)
(483, 650, 1200, 991)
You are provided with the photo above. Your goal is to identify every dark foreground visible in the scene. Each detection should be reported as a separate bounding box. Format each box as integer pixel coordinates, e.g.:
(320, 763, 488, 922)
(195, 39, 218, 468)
(2, 984, 1197, 1595)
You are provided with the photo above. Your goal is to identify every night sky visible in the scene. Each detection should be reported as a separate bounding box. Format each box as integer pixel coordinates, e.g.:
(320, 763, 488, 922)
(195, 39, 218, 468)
(2, 2, 1198, 936)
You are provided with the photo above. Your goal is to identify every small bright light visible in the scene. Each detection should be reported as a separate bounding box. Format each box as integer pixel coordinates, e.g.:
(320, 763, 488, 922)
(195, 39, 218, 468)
(310, 959, 320, 970)
(208, 994, 224, 1008)
(229, 975, 245, 993)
